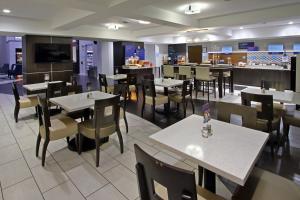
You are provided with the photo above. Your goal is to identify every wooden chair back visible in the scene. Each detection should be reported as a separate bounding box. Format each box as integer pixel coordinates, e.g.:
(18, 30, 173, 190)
(142, 80, 156, 98)
(37, 95, 51, 140)
(143, 74, 154, 81)
(99, 74, 108, 92)
(217, 102, 257, 129)
(93, 95, 120, 135)
(241, 92, 274, 122)
(134, 144, 198, 200)
(46, 81, 67, 99)
(127, 73, 138, 85)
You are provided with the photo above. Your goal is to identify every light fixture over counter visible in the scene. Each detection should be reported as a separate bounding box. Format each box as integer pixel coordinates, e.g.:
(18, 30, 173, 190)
(105, 23, 122, 30)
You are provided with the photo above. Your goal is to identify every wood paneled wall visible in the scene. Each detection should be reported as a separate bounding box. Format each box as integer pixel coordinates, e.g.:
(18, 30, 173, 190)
(22, 35, 73, 84)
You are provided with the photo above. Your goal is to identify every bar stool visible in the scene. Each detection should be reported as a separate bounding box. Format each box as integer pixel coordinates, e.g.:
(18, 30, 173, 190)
(195, 67, 216, 102)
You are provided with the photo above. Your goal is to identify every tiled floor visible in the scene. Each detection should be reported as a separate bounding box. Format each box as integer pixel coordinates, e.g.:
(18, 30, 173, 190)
(0, 91, 234, 200)
(0, 79, 300, 200)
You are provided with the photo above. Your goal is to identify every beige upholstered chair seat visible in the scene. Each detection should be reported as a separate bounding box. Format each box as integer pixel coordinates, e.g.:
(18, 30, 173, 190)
(155, 183, 224, 200)
(169, 94, 190, 103)
(256, 117, 280, 132)
(101, 85, 114, 94)
(233, 167, 300, 200)
(19, 96, 38, 108)
(145, 94, 168, 105)
(223, 72, 231, 77)
(78, 119, 116, 139)
(39, 115, 78, 140)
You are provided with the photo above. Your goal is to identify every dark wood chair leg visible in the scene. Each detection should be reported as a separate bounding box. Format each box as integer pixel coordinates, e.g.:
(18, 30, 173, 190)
(183, 101, 187, 118)
(152, 105, 155, 121)
(213, 80, 216, 98)
(124, 112, 129, 133)
(116, 127, 124, 154)
(14, 105, 20, 123)
(66, 137, 70, 144)
(198, 165, 204, 186)
(176, 103, 180, 112)
(223, 77, 226, 96)
(36, 134, 41, 157)
(202, 81, 205, 97)
(78, 133, 82, 155)
(96, 136, 100, 167)
(207, 81, 210, 102)
(191, 99, 195, 114)
(42, 139, 49, 166)
(141, 101, 145, 117)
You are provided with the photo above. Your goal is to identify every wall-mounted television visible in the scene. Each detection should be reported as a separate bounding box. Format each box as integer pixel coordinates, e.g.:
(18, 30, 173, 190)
(222, 46, 233, 54)
(238, 42, 254, 49)
(35, 43, 71, 63)
(268, 44, 284, 52)
(293, 44, 300, 52)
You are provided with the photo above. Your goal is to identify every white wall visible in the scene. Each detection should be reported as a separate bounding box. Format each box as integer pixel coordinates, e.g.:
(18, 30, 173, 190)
(145, 44, 155, 66)
(99, 41, 114, 75)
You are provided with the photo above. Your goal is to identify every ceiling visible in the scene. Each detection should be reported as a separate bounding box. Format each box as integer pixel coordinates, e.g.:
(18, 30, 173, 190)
(1, 0, 300, 43)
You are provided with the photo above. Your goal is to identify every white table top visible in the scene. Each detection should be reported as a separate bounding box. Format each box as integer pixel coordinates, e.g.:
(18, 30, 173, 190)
(49, 91, 116, 112)
(106, 74, 127, 80)
(23, 81, 71, 92)
(154, 78, 183, 88)
(150, 115, 269, 186)
(241, 88, 300, 104)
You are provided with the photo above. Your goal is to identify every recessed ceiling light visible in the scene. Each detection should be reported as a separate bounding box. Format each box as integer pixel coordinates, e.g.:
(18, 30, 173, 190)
(240, 26, 244, 30)
(288, 21, 294, 25)
(138, 20, 151, 25)
(2, 9, 11, 14)
(185, 4, 201, 15)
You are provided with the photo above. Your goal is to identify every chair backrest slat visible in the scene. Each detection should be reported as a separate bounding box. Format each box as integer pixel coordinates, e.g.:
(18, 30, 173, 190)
(46, 81, 67, 99)
(217, 102, 257, 129)
(134, 144, 198, 200)
(99, 74, 108, 92)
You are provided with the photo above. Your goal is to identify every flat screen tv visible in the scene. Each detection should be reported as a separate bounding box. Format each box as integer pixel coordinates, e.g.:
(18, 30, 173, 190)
(268, 44, 284, 52)
(35, 43, 71, 63)
(222, 46, 233, 54)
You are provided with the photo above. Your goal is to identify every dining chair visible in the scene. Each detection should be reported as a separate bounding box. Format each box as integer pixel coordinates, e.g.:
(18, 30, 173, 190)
(163, 65, 175, 79)
(12, 82, 38, 123)
(169, 80, 195, 117)
(141, 79, 169, 121)
(46, 81, 68, 115)
(99, 74, 114, 94)
(36, 96, 78, 166)
(241, 92, 283, 155)
(127, 73, 139, 101)
(113, 84, 129, 133)
(232, 167, 300, 200)
(134, 144, 225, 200)
(143, 73, 154, 81)
(282, 111, 300, 147)
(216, 102, 257, 129)
(194, 67, 216, 102)
(179, 66, 192, 79)
(78, 95, 123, 167)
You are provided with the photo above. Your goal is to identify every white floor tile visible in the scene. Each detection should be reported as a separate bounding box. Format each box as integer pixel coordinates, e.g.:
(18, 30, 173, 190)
(115, 151, 136, 173)
(103, 165, 139, 200)
(87, 184, 127, 200)
(81, 150, 119, 174)
(0, 134, 16, 149)
(66, 163, 108, 197)
(2, 178, 43, 200)
(16, 134, 37, 151)
(31, 163, 69, 192)
(23, 146, 55, 168)
(43, 181, 85, 200)
(0, 144, 22, 166)
(0, 158, 32, 189)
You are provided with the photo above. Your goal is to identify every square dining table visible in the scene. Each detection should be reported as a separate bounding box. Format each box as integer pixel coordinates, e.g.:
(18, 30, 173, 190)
(49, 91, 117, 151)
(23, 81, 71, 92)
(150, 114, 269, 193)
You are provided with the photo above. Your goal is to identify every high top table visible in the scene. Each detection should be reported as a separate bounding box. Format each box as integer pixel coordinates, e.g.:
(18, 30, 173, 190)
(241, 88, 300, 105)
(150, 115, 269, 193)
(49, 91, 116, 151)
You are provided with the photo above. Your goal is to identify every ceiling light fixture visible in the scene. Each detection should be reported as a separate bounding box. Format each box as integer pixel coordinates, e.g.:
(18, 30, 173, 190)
(138, 20, 151, 25)
(185, 1, 201, 15)
(105, 23, 121, 30)
(288, 21, 294, 25)
(240, 26, 244, 30)
(2, 9, 11, 14)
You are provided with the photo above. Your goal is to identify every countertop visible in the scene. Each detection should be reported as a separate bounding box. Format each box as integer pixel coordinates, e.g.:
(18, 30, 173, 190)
(233, 65, 290, 71)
